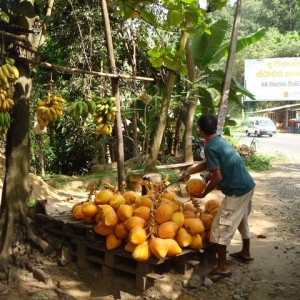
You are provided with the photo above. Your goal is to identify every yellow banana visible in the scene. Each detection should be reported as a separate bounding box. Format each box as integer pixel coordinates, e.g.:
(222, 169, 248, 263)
(4, 64, 13, 73)
(106, 113, 113, 121)
(96, 124, 105, 133)
(0, 93, 5, 102)
(38, 119, 48, 130)
(56, 109, 63, 117)
(49, 107, 57, 120)
(37, 106, 48, 113)
(3, 64, 15, 81)
(96, 104, 104, 111)
(108, 125, 113, 134)
(1, 100, 7, 111)
(96, 116, 103, 124)
(1, 64, 10, 78)
(5, 98, 14, 110)
(0, 67, 8, 84)
(53, 96, 65, 104)
(106, 125, 111, 135)
(37, 99, 47, 106)
(52, 104, 62, 112)
(52, 105, 63, 117)
(12, 65, 19, 79)
(44, 107, 52, 121)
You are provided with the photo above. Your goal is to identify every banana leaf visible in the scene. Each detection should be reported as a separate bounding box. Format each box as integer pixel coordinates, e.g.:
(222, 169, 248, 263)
(191, 19, 229, 69)
(210, 27, 267, 64)
(191, 20, 266, 68)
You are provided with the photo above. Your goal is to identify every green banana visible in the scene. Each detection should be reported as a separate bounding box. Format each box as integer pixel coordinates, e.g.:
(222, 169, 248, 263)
(77, 100, 83, 116)
(4, 112, 10, 127)
(87, 99, 96, 115)
(70, 102, 80, 121)
(0, 112, 4, 126)
(82, 101, 89, 114)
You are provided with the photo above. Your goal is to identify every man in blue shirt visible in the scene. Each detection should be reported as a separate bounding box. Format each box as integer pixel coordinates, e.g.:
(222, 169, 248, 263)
(181, 114, 255, 282)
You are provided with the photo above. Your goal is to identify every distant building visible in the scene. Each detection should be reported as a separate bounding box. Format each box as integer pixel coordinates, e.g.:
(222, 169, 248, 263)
(247, 103, 300, 132)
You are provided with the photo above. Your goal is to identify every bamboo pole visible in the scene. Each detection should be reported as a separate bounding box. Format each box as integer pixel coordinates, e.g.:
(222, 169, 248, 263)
(101, 0, 125, 187)
(23, 58, 154, 82)
(0, 30, 30, 43)
(217, 0, 242, 135)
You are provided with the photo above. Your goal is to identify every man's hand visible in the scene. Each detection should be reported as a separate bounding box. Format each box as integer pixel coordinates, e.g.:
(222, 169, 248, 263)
(180, 170, 190, 182)
(190, 191, 206, 198)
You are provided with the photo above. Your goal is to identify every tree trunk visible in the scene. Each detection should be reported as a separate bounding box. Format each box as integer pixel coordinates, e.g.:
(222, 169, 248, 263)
(173, 110, 184, 157)
(0, 0, 54, 266)
(118, 29, 139, 158)
(101, 0, 125, 187)
(145, 32, 188, 171)
(37, 135, 45, 177)
(0, 62, 31, 262)
(130, 41, 138, 158)
(183, 40, 197, 162)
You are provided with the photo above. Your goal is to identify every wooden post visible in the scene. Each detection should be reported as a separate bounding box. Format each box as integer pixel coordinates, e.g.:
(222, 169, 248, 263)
(101, 0, 125, 188)
(217, 0, 242, 135)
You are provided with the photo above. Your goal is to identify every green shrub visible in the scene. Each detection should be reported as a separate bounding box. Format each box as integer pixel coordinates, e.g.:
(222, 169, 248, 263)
(242, 154, 273, 171)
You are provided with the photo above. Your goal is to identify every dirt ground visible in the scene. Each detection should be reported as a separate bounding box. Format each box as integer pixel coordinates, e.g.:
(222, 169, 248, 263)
(0, 158, 300, 300)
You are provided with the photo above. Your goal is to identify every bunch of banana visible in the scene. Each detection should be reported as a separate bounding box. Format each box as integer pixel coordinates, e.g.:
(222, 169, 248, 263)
(36, 93, 65, 130)
(93, 96, 117, 135)
(0, 63, 19, 88)
(0, 87, 14, 112)
(0, 111, 11, 135)
(68, 98, 96, 122)
(95, 122, 113, 135)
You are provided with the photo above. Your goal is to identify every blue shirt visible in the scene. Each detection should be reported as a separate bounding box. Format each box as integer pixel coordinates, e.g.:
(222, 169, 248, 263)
(205, 135, 255, 196)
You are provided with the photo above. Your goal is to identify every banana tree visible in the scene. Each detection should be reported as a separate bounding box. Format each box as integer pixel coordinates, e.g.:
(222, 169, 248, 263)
(181, 19, 266, 160)
(191, 19, 266, 108)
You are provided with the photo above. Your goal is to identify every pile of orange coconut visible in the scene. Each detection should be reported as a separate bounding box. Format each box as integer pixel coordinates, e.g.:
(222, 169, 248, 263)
(71, 178, 221, 262)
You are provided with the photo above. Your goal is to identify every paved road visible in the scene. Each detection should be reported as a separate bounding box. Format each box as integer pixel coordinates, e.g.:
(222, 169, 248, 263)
(234, 132, 300, 162)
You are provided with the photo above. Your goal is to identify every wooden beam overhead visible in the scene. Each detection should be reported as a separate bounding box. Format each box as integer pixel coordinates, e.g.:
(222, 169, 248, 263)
(26, 58, 155, 82)
(1, 29, 154, 82)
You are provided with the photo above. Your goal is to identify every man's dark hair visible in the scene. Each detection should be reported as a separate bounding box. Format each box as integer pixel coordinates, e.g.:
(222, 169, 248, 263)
(198, 114, 218, 135)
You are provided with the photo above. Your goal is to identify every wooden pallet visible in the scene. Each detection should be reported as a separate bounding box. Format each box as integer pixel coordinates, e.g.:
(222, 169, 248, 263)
(36, 213, 201, 290)
(36, 213, 102, 242)
(72, 239, 199, 291)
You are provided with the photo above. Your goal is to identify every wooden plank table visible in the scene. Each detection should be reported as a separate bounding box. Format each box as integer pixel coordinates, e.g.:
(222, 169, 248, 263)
(36, 213, 201, 290)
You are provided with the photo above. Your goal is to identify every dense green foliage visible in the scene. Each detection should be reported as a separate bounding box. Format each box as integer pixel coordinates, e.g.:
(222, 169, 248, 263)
(26, 0, 300, 176)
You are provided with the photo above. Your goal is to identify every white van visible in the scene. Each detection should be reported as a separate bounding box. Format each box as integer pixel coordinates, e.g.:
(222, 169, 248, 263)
(245, 117, 277, 137)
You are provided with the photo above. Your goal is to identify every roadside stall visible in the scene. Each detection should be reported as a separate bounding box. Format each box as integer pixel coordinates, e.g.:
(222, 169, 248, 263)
(288, 118, 300, 134)
(34, 178, 219, 291)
